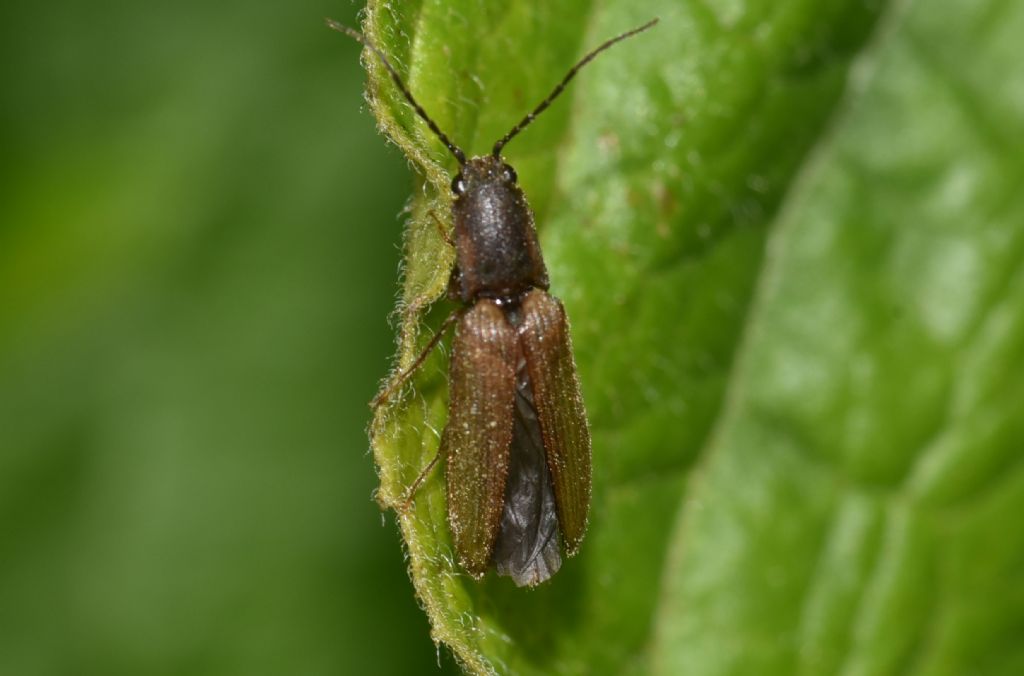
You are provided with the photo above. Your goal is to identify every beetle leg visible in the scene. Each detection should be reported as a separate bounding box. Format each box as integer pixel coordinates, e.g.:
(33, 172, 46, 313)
(428, 210, 454, 248)
(370, 309, 462, 409)
(399, 447, 445, 512)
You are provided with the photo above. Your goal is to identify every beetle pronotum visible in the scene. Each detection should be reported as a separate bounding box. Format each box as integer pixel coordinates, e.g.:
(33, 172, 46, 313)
(329, 16, 657, 586)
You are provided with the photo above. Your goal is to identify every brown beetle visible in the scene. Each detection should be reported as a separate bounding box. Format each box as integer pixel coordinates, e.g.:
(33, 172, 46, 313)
(329, 17, 657, 586)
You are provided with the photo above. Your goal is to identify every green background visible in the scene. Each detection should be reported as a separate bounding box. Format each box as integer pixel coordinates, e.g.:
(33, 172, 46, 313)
(4, 0, 1024, 674)
(0, 1, 455, 673)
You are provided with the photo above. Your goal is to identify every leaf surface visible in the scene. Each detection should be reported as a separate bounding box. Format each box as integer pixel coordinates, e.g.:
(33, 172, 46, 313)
(363, 0, 1024, 673)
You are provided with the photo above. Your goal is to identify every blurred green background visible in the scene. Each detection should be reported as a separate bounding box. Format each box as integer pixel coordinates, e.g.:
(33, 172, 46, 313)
(0, 1, 457, 673)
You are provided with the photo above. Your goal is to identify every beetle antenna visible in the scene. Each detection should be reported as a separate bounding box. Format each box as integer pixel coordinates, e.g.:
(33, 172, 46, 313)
(492, 18, 658, 157)
(327, 18, 467, 165)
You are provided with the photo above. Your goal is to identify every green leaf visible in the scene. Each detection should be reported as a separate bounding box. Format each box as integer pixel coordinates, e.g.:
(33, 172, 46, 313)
(362, 0, 1024, 673)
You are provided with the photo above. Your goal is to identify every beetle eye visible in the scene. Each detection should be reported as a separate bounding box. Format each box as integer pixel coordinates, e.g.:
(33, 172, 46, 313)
(451, 174, 466, 195)
(502, 164, 517, 183)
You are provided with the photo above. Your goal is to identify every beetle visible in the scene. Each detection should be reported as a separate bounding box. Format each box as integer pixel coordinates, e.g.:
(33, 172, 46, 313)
(328, 17, 657, 586)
